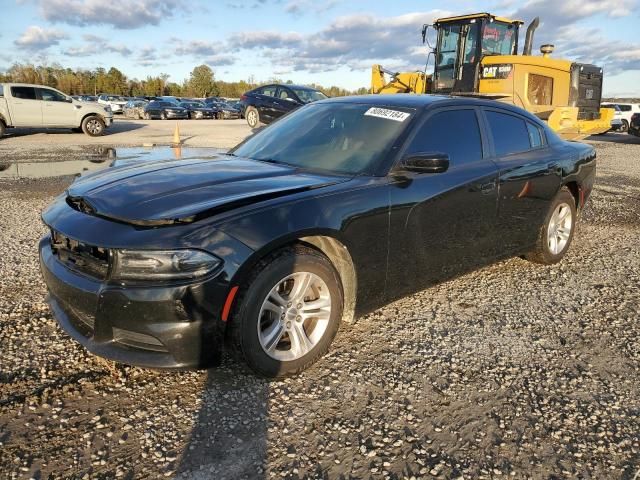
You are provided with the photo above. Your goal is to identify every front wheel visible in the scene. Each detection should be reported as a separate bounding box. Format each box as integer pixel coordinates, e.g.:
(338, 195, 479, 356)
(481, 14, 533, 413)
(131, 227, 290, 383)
(229, 246, 343, 378)
(245, 107, 260, 128)
(0, 120, 5, 138)
(160, 111, 167, 120)
(525, 187, 577, 265)
(81, 115, 105, 137)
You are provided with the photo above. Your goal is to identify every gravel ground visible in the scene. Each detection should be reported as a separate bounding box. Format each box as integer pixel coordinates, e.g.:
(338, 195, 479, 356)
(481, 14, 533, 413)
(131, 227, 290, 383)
(0, 135, 638, 479)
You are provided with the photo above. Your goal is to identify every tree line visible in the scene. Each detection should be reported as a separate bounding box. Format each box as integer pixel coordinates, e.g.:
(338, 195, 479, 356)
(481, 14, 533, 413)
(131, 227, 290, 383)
(0, 63, 369, 99)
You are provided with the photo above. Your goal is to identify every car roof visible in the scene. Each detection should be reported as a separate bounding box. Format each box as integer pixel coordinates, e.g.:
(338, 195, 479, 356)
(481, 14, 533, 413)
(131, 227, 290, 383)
(317, 94, 548, 125)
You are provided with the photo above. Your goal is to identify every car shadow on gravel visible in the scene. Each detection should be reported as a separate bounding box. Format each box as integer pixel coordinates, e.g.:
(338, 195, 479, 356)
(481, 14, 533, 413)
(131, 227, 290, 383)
(175, 360, 270, 479)
(585, 132, 640, 144)
(3, 121, 144, 139)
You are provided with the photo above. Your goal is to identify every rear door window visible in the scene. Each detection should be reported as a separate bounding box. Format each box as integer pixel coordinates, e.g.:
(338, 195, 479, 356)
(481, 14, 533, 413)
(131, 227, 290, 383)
(259, 86, 277, 97)
(485, 110, 531, 156)
(11, 86, 37, 100)
(406, 109, 483, 166)
(0, 85, 4, 97)
(527, 122, 544, 148)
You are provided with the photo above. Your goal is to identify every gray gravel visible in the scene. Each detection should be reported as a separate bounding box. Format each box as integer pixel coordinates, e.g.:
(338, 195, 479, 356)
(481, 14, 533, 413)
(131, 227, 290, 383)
(0, 135, 639, 479)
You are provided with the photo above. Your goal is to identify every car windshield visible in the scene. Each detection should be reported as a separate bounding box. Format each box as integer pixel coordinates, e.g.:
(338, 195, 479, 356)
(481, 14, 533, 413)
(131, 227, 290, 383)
(290, 88, 328, 104)
(232, 103, 414, 175)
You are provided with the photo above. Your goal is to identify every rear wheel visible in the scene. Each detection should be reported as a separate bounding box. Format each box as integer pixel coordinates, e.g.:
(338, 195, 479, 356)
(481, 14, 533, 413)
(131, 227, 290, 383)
(0, 120, 5, 138)
(246, 107, 260, 128)
(229, 246, 343, 378)
(621, 120, 629, 133)
(525, 187, 577, 265)
(144, 112, 151, 120)
(81, 115, 105, 137)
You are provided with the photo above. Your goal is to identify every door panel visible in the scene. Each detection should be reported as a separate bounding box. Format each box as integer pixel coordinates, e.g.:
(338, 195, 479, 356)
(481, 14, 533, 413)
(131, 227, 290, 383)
(39, 88, 75, 126)
(9, 87, 42, 126)
(386, 107, 499, 300)
(272, 87, 300, 119)
(482, 109, 561, 252)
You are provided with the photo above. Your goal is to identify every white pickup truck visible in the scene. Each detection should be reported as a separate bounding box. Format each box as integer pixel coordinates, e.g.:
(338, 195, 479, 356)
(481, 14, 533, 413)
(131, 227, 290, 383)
(0, 83, 113, 138)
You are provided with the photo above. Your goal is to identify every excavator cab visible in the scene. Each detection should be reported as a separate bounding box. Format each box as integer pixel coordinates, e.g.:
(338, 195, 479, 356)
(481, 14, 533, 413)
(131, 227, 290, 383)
(430, 13, 522, 94)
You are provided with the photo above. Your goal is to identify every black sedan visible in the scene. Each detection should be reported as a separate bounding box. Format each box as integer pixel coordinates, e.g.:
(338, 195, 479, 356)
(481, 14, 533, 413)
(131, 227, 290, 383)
(143, 101, 188, 120)
(39, 95, 595, 377)
(240, 84, 327, 127)
(210, 101, 241, 120)
(179, 101, 216, 119)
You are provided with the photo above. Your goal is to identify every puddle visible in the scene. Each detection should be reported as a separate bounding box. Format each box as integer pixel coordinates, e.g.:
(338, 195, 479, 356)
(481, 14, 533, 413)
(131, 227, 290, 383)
(0, 146, 226, 180)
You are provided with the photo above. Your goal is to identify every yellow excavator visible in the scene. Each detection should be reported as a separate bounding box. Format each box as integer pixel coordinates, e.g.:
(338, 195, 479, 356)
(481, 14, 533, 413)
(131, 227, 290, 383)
(371, 12, 613, 140)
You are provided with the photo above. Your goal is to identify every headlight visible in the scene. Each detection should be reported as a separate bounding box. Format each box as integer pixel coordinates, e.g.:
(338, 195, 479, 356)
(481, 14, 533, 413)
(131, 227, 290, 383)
(112, 249, 221, 281)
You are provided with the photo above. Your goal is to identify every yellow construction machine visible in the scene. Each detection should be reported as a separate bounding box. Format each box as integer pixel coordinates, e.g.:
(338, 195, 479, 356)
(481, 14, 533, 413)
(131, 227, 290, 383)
(371, 12, 613, 139)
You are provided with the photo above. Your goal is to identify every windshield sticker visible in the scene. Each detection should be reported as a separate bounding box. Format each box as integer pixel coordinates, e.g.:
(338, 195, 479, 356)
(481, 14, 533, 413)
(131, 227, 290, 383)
(364, 107, 410, 122)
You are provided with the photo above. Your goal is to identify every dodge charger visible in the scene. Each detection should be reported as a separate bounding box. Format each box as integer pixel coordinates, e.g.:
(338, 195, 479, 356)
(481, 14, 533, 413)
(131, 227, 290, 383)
(39, 95, 596, 377)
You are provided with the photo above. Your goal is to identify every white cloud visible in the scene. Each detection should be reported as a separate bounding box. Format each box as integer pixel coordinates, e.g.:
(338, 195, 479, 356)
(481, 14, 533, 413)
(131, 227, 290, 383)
(38, 0, 185, 29)
(14, 25, 68, 50)
(229, 10, 450, 73)
(63, 34, 132, 57)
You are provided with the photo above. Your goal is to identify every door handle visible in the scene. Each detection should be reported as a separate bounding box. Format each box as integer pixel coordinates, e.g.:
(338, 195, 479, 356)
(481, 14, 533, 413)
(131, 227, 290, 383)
(480, 182, 495, 194)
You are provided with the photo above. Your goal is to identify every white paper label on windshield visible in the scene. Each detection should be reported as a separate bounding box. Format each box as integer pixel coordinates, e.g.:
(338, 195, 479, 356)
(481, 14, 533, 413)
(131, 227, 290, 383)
(364, 107, 410, 122)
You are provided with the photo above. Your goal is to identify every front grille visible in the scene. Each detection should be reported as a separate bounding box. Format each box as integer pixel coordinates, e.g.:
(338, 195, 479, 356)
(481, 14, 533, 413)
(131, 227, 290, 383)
(51, 230, 110, 280)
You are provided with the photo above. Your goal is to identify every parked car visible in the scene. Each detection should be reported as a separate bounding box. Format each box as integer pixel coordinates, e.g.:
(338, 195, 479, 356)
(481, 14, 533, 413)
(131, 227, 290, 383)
(239, 84, 328, 127)
(143, 101, 188, 120)
(0, 83, 113, 137)
(227, 100, 244, 118)
(179, 101, 216, 119)
(209, 101, 241, 120)
(605, 102, 640, 132)
(628, 112, 640, 137)
(601, 103, 624, 132)
(72, 95, 98, 102)
(123, 100, 148, 119)
(97, 94, 128, 114)
(39, 95, 596, 377)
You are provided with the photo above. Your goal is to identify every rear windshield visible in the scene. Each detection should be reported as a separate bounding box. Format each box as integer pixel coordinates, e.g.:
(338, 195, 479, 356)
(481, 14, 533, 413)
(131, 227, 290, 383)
(232, 103, 414, 175)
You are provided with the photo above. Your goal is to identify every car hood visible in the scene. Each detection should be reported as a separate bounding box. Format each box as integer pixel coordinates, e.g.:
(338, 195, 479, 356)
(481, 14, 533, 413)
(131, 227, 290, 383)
(63, 155, 348, 226)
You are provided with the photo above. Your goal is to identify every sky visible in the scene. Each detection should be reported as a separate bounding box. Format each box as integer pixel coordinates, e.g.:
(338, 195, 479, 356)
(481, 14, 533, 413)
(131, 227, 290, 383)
(1, 0, 639, 96)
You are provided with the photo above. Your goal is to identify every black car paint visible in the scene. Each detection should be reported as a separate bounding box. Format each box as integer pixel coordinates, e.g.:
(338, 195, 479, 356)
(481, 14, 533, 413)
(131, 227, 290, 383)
(239, 84, 321, 124)
(40, 95, 596, 369)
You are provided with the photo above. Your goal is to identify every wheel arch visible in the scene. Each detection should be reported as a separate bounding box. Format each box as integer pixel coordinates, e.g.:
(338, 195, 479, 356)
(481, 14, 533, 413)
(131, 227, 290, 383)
(563, 180, 581, 210)
(80, 111, 105, 125)
(228, 231, 358, 325)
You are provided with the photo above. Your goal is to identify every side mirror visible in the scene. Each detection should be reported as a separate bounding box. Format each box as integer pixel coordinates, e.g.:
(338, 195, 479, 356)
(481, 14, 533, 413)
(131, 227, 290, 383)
(403, 152, 449, 173)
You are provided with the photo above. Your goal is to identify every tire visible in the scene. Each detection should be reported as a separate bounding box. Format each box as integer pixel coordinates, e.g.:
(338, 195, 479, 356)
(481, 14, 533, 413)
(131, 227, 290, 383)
(246, 107, 260, 128)
(620, 120, 629, 133)
(0, 120, 5, 138)
(160, 111, 167, 120)
(229, 245, 343, 378)
(144, 112, 151, 120)
(81, 115, 105, 137)
(525, 187, 577, 265)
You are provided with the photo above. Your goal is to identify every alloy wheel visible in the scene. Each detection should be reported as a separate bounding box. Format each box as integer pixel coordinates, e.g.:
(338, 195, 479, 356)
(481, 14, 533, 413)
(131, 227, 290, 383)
(257, 272, 331, 361)
(86, 119, 103, 135)
(547, 202, 572, 255)
(247, 110, 258, 126)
